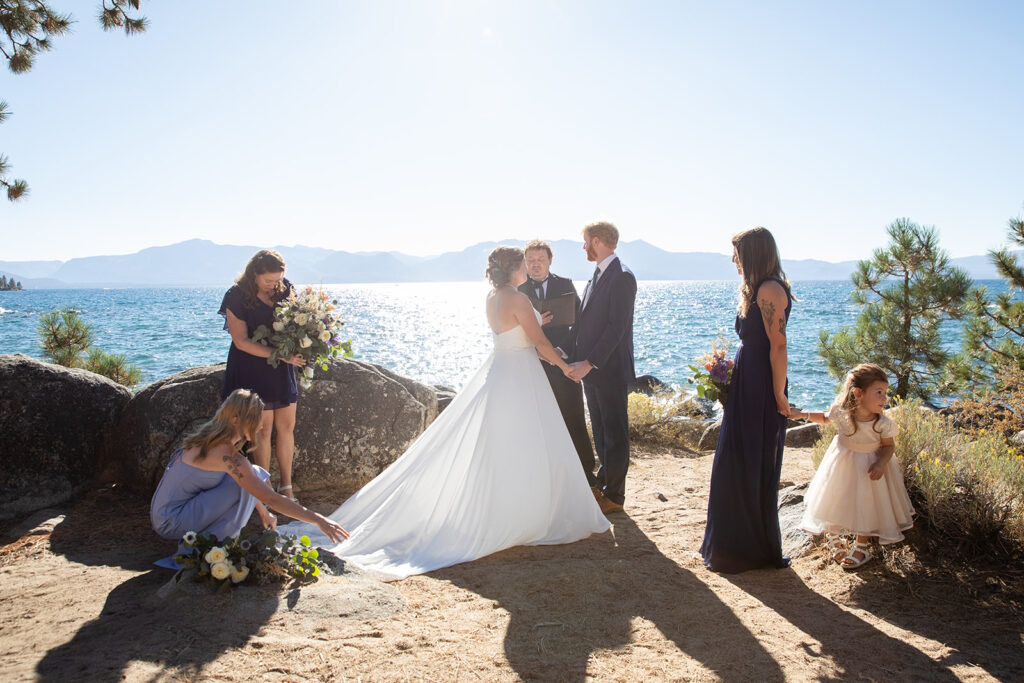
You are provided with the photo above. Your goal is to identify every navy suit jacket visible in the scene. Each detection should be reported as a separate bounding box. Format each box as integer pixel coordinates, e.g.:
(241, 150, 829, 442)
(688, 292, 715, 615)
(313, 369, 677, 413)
(518, 272, 580, 349)
(562, 257, 637, 387)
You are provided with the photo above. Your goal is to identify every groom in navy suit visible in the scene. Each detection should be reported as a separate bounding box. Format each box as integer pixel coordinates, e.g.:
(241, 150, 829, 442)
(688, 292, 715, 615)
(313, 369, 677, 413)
(559, 222, 637, 514)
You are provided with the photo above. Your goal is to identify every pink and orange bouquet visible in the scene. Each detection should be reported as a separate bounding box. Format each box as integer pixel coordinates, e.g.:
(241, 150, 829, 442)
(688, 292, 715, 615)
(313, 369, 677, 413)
(688, 340, 734, 406)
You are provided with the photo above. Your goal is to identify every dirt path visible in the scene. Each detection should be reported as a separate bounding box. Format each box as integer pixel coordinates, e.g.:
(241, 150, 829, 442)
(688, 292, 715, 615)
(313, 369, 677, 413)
(1, 447, 1022, 681)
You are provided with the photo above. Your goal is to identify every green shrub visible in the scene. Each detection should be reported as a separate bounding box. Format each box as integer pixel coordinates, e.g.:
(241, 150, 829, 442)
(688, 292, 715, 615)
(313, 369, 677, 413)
(37, 307, 142, 389)
(83, 347, 143, 389)
(627, 390, 710, 448)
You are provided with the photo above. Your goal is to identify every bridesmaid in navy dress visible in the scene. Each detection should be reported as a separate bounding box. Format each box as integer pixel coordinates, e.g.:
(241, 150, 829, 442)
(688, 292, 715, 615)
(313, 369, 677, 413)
(700, 227, 794, 573)
(220, 250, 306, 502)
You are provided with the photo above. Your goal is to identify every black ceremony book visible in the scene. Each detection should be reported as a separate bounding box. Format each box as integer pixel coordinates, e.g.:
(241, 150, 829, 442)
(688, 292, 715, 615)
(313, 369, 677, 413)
(536, 291, 576, 326)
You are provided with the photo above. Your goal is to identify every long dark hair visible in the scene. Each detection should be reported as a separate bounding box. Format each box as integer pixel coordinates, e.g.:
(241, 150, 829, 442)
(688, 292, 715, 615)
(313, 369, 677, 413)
(235, 249, 287, 307)
(732, 226, 793, 317)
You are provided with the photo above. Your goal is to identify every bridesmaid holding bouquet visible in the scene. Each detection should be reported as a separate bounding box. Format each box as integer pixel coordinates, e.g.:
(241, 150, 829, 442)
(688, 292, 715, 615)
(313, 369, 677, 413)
(700, 227, 794, 573)
(219, 249, 305, 502)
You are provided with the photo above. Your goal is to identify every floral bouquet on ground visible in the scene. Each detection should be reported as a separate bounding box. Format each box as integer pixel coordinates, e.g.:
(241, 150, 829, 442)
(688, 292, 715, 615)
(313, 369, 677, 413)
(688, 339, 734, 407)
(252, 285, 353, 389)
(172, 529, 329, 592)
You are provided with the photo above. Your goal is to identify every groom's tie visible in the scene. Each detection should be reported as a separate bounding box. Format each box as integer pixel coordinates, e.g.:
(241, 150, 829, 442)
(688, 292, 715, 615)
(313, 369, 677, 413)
(534, 279, 545, 300)
(582, 266, 601, 309)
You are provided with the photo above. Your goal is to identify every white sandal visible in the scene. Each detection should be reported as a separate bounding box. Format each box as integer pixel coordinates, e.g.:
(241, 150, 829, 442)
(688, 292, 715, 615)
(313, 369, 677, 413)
(278, 484, 299, 503)
(842, 540, 873, 570)
(825, 533, 847, 564)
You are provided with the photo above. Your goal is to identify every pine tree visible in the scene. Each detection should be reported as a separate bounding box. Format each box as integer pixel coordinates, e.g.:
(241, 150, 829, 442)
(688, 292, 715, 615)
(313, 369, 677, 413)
(38, 307, 93, 367)
(0, 1, 148, 200)
(951, 213, 1024, 386)
(818, 218, 971, 400)
(36, 306, 142, 387)
(0, 275, 8, 289)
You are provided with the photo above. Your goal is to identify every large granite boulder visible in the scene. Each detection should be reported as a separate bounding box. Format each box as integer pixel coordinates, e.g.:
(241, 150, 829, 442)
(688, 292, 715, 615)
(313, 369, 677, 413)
(294, 359, 437, 492)
(98, 364, 226, 492)
(0, 354, 131, 518)
(101, 359, 437, 494)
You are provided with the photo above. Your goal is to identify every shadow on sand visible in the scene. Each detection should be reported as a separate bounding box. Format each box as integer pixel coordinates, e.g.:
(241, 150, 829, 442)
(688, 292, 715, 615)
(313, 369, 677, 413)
(437, 514, 785, 681)
(725, 568, 965, 681)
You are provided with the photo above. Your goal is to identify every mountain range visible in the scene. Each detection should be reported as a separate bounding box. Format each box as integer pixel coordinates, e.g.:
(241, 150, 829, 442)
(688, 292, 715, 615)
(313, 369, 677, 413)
(0, 238, 1012, 288)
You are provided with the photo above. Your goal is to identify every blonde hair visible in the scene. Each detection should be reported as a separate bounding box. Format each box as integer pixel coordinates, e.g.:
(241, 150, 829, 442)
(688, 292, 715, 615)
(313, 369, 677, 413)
(524, 239, 553, 259)
(833, 363, 889, 435)
(732, 226, 793, 317)
(485, 246, 525, 288)
(182, 389, 265, 459)
(583, 221, 619, 250)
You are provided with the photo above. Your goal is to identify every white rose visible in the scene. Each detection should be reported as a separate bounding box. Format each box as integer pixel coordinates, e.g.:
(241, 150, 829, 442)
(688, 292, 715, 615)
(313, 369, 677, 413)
(210, 561, 232, 581)
(204, 546, 227, 564)
(303, 366, 314, 378)
(319, 330, 331, 342)
(294, 313, 309, 326)
(273, 321, 285, 332)
(299, 336, 312, 348)
(230, 565, 250, 584)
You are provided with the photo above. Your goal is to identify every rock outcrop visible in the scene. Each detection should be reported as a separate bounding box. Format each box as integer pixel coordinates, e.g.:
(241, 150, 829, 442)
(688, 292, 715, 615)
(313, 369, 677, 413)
(777, 482, 814, 559)
(0, 354, 131, 518)
(785, 423, 822, 448)
(101, 359, 437, 494)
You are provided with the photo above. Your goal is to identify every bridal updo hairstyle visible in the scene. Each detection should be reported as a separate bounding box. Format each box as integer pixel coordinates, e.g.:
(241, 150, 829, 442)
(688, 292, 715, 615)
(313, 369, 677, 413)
(236, 249, 287, 307)
(486, 246, 525, 288)
(732, 226, 793, 317)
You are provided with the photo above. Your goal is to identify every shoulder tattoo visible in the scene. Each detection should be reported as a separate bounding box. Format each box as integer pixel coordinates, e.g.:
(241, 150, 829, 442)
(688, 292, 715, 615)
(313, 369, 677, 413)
(222, 452, 246, 480)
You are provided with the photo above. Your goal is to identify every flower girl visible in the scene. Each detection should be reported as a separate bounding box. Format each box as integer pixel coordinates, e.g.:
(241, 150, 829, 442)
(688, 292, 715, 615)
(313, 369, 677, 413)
(794, 363, 915, 569)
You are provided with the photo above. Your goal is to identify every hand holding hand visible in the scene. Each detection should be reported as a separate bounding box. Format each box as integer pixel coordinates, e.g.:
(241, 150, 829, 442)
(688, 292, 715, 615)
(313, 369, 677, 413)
(316, 515, 350, 544)
(775, 394, 791, 417)
(568, 360, 593, 382)
(540, 311, 554, 326)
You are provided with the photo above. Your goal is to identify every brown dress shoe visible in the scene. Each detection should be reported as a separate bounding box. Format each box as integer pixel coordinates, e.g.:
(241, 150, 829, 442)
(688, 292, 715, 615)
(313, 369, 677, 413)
(597, 494, 624, 514)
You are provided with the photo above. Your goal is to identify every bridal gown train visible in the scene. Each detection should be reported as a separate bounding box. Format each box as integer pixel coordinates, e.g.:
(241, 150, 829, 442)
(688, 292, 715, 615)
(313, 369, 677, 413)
(279, 315, 611, 579)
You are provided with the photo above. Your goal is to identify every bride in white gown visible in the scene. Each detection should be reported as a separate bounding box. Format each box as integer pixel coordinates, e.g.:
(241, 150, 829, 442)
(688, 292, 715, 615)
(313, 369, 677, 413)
(280, 246, 611, 579)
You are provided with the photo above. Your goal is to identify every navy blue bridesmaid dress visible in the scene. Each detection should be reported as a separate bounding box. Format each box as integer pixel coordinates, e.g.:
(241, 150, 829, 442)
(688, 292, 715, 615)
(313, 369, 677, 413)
(700, 277, 792, 573)
(219, 279, 297, 409)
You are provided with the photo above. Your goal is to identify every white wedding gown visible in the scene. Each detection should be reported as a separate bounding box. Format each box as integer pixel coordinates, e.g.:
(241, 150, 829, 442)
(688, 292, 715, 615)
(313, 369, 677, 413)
(280, 313, 611, 579)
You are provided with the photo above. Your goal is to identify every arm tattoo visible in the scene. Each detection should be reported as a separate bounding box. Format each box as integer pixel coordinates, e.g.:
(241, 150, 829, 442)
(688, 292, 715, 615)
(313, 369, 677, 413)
(777, 313, 787, 337)
(759, 299, 776, 333)
(222, 453, 245, 481)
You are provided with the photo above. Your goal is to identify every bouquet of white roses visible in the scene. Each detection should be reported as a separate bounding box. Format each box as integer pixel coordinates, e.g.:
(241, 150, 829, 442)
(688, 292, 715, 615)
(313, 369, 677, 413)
(252, 285, 353, 389)
(173, 529, 328, 591)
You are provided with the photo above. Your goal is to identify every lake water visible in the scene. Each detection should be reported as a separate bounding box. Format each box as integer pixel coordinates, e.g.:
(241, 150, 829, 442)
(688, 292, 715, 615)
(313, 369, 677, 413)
(0, 280, 977, 410)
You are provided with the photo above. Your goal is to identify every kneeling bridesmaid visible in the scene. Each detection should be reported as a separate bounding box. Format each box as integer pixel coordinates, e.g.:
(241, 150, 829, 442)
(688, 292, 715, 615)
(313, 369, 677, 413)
(150, 389, 348, 568)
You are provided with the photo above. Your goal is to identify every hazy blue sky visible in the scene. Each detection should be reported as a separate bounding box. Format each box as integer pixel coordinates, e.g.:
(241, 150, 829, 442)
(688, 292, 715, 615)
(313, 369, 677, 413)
(2, 1, 1022, 262)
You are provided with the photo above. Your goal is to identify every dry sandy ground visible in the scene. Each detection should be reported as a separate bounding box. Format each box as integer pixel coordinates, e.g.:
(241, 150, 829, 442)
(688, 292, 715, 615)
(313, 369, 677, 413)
(1, 446, 1022, 682)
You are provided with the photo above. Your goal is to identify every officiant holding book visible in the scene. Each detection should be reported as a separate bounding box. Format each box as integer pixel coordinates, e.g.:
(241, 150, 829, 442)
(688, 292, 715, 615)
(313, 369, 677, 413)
(519, 240, 598, 487)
